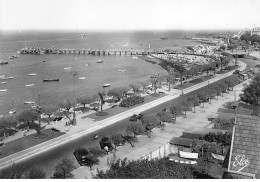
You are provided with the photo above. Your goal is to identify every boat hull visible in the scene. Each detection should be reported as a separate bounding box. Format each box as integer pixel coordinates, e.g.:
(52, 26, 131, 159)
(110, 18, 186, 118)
(43, 79, 59, 82)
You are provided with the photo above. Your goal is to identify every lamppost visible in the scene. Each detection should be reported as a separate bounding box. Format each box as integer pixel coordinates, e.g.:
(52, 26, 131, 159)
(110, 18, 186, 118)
(70, 70, 78, 126)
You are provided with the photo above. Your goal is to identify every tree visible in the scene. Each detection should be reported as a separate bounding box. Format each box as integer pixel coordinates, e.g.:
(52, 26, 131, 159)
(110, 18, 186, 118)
(173, 64, 186, 86)
(119, 86, 130, 98)
(170, 105, 183, 121)
(129, 83, 141, 94)
(58, 100, 72, 112)
(41, 105, 59, 124)
(26, 168, 46, 179)
(218, 83, 228, 96)
(0, 116, 18, 138)
(52, 158, 76, 179)
(188, 95, 200, 113)
(166, 72, 176, 91)
(180, 100, 192, 118)
(17, 109, 42, 134)
(139, 80, 150, 93)
(111, 133, 125, 151)
(107, 88, 123, 101)
(150, 78, 158, 93)
(126, 122, 145, 138)
(208, 88, 217, 104)
(76, 96, 93, 112)
(157, 111, 173, 124)
(95, 157, 212, 179)
(224, 76, 239, 91)
(197, 92, 209, 108)
(98, 92, 105, 112)
(242, 73, 260, 116)
(141, 115, 160, 137)
(213, 86, 222, 99)
(0, 163, 26, 179)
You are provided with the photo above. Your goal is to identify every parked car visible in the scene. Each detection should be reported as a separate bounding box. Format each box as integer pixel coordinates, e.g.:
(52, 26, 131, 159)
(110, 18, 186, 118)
(99, 137, 113, 151)
(74, 148, 99, 166)
(233, 70, 241, 74)
(129, 113, 143, 121)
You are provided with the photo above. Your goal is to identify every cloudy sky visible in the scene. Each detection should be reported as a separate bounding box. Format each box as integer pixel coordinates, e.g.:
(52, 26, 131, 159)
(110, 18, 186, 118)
(0, 0, 259, 30)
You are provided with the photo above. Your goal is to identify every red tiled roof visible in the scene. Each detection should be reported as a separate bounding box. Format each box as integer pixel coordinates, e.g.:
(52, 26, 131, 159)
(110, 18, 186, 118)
(228, 114, 260, 178)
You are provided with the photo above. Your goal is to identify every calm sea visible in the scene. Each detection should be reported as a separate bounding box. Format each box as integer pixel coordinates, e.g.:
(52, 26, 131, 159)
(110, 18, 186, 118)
(0, 30, 197, 115)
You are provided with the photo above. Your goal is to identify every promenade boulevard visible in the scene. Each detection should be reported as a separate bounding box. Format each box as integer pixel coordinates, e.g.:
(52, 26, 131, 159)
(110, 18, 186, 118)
(0, 61, 246, 171)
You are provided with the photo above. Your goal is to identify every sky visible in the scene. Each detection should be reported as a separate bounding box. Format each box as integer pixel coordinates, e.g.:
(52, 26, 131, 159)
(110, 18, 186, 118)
(0, 0, 260, 30)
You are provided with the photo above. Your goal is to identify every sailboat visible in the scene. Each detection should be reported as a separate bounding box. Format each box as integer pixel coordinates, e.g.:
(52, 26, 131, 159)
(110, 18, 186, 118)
(9, 98, 16, 114)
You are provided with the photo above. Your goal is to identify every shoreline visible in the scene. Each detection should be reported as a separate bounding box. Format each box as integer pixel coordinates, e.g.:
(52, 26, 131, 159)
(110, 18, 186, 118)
(0, 60, 247, 172)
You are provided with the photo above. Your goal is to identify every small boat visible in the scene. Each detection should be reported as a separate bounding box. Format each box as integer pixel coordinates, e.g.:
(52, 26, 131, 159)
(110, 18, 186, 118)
(24, 101, 35, 104)
(31, 104, 40, 110)
(42, 60, 46, 63)
(79, 77, 86, 80)
(97, 60, 103, 63)
(17, 51, 21, 54)
(103, 83, 111, 88)
(9, 55, 18, 59)
(26, 84, 34, 87)
(160, 36, 167, 40)
(9, 108, 16, 114)
(64, 67, 72, 70)
(85, 64, 89, 66)
(0, 75, 13, 80)
(0, 89, 7, 92)
(118, 69, 126, 72)
(1, 81, 7, 84)
(0, 60, 8, 65)
(28, 73, 37, 76)
(43, 79, 59, 82)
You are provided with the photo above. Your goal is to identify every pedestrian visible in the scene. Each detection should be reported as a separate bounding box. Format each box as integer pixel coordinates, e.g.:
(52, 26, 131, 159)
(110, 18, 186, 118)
(104, 146, 109, 155)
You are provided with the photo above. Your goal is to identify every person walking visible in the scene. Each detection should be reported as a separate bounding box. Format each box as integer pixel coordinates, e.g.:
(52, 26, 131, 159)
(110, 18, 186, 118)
(104, 146, 109, 155)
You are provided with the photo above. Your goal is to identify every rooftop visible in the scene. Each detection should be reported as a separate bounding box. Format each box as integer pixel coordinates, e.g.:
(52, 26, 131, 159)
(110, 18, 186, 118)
(169, 137, 196, 147)
(228, 114, 260, 179)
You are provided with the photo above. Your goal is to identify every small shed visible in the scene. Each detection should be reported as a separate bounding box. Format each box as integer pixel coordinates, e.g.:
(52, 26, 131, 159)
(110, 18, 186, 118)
(169, 137, 196, 153)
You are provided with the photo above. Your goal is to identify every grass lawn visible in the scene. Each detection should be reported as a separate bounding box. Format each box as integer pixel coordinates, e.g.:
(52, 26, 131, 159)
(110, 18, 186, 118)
(0, 129, 65, 159)
(173, 75, 214, 90)
(85, 93, 167, 121)
(239, 58, 260, 72)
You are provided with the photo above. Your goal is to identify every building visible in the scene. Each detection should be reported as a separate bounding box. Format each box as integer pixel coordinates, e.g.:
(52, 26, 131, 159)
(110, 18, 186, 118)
(251, 27, 260, 36)
(223, 114, 260, 179)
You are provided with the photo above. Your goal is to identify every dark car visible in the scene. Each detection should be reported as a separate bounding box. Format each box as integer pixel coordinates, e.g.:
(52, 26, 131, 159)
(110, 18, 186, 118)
(74, 148, 99, 166)
(99, 137, 113, 151)
(233, 70, 241, 74)
(129, 113, 143, 121)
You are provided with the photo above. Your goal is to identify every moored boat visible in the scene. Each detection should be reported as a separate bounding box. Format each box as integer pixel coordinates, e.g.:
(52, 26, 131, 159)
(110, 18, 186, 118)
(9, 108, 16, 114)
(0, 75, 13, 80)
(79, 77, 86, 80)
(9, 55, 18, 59)
(26, 84, 34, 87)
(97, 60, 103, 63)
(24, 101, 35, 104)
(0, 60, 8, 65)
(0, 89, 7, 92)
(118, 69, 126, 72)
(103, 83, 111, 88)
(43, 79, 59, 82)
(64, 67, 72, 70)
(28, 73, 37, 76)
(1, 81, 7, 84)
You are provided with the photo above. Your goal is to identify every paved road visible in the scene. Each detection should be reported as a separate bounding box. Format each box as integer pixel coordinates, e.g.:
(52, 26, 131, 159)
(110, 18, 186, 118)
(0, 61, 246, 170)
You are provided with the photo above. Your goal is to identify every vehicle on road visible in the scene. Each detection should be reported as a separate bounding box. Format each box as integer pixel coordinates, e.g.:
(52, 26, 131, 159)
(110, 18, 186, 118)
(129, 113, 143, 121)
(99, 137, 113, 151)
(74, 148, 99, 166)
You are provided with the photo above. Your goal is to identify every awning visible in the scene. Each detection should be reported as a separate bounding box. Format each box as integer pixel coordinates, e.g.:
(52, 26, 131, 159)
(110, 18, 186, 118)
(179, 151, 198, 159)
(211, 153, 225, 161)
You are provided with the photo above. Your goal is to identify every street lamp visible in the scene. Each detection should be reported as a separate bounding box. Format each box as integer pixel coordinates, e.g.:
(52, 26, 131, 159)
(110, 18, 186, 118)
(70, 70, 78, 126)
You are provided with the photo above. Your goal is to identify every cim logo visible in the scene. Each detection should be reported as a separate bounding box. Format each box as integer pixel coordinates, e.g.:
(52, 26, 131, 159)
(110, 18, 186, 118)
(233, 155, 250, 172)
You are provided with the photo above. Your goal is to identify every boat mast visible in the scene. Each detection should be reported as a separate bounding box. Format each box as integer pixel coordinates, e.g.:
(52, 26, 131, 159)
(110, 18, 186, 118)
(11, 98, 14, 109)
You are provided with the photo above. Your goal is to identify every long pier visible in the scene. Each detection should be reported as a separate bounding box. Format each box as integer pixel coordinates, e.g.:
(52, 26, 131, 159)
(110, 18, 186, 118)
(18, 47, 167, 56)
(17, 47, 190, 56)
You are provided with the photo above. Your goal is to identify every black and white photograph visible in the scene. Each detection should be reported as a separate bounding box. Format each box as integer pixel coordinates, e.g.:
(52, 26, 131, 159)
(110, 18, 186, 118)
(0, 0, 260, 179)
